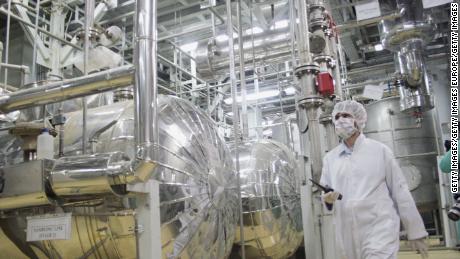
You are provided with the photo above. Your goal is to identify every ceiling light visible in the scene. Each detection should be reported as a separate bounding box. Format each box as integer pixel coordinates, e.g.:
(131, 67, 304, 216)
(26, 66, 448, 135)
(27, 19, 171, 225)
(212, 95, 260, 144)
(180, 42, 198, 52)
(224, 90, 280, 104)
(284, 87, 296, 95)
(374, 44, 384, 51)
(270, 19, 289, 30)
(215, 33, 238, 42)
(245, 27, 264, 35)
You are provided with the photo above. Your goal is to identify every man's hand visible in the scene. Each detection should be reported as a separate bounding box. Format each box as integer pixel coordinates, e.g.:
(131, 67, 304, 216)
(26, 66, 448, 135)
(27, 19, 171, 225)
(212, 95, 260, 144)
(409, 238, 428, 258)
(323, 191, 341, 204)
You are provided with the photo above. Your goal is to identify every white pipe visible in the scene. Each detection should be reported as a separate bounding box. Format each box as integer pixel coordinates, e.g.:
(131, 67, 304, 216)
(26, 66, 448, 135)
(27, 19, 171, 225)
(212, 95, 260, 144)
(225, 0, 245, 258)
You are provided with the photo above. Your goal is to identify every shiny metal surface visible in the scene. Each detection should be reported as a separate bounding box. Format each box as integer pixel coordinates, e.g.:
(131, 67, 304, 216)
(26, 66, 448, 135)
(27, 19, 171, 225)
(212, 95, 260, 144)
(134, 0, 158, 164)
(395, 40, 434, 113)
(365, 97, 438, 211)
(49, 152, 131, 202)
(64, 96, 239, 258)
(232, 140, 303, 259)
(195, 29, 293, 81)
(378, 0, 434, 113)
(0, 95, 239, 258)
(0, 65, 134, 113)
(0, 209, 137, 259)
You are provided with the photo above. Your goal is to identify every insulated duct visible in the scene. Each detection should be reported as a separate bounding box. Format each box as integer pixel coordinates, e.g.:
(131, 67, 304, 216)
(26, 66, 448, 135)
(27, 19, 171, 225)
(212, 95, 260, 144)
(379, 0, 435, 113)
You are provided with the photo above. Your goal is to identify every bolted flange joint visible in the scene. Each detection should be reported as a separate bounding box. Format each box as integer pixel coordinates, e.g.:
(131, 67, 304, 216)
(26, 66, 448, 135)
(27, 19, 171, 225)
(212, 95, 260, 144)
(294, 63, 320, 79)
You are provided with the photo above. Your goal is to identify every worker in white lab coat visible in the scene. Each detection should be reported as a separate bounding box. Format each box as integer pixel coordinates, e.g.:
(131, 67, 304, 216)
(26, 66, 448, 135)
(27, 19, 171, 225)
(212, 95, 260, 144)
(320, 100, 428, 259)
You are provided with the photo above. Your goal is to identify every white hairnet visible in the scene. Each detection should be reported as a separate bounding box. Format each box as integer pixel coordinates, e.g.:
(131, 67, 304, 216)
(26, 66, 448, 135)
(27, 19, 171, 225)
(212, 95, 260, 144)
(332, 100, 367, 130)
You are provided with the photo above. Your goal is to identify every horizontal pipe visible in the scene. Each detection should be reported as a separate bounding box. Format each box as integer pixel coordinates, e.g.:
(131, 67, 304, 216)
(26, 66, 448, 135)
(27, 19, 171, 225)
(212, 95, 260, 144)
(337, 13, 400, 31)
(158, 54, 206, 83)
(0, 192, 51, 210)
(0, 155, 158, 211)
(0, 65, 134, 113)
(0, 63, 30, 73)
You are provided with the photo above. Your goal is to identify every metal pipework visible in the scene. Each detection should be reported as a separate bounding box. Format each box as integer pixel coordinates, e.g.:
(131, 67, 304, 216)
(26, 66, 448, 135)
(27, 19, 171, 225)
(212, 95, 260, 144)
(0, 65, 134, 113)
(133, 0, 158, 165)
(0, 63, 30, 74)
(82, 0, 95, 155)
(294, 1, 325, 258)
(379, 0, 434, 113)
(49, 152, 132, 202)
(225, 0, 245, 258)
(236, 0, 248, 138)
(196, 30, 293, 81)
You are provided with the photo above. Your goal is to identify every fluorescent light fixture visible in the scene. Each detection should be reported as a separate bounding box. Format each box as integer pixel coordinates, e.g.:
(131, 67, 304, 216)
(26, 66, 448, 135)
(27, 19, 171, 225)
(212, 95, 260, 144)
(180, 42, 198, 52)
(245, 27, 263, 35)
(216, 34, 229, 42)
(374, 44, 384, 51)
(270, 19, 289, 30)
(271, 33, 288, 41)
(215, 33, 238, 42)
(263, 129, 273, 136)
(242, 39, 263, 49)
(284, 87, 296, 95)
(262, 120, 274, 126)
(224, 90, 280, 104)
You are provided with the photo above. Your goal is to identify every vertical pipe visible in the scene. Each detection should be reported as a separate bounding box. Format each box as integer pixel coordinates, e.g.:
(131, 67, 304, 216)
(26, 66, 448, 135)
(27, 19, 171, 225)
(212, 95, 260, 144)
(295, 0, 325, 258)
(31, 0, 41, 81)
(225, 0, 245, 258)
(297, 0, 312, 64)
(134, 0, 158, 162)
(236, 0, 248, 138)
(289, 0, 298, 68)
(3, 0, 12, 90)
(82, 0, 95, 154)
(209, 0, 217, 37)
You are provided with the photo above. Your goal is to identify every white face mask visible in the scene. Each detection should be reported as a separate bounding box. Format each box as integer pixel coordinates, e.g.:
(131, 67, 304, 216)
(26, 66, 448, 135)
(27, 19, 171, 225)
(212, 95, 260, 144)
(334, 117, 357, 139)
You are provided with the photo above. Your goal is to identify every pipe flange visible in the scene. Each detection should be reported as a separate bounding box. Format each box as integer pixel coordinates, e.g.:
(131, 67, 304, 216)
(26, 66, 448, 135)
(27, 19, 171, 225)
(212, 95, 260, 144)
(313, 55, 335, 67)
(319, 114, 333, 124)
(310, 20, 329, 30)
(75, 27, 103, 43)
(309, 3, 326, 12)
(298, 96, 323, 108)
(309, 3, 327, 30)
(294, 63, 320, 78)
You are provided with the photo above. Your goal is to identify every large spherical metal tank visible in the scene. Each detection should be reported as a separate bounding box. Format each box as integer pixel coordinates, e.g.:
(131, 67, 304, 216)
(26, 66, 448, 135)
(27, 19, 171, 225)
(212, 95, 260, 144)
(232, 140, 303, 259)
(364, 97, 438, 211)
(0, 95, 239, 259)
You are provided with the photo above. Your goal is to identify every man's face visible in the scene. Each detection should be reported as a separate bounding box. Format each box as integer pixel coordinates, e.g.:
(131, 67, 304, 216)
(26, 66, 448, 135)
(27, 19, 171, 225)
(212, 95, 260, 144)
(334, 112, 353, 121)
(335, 112, 360, 129)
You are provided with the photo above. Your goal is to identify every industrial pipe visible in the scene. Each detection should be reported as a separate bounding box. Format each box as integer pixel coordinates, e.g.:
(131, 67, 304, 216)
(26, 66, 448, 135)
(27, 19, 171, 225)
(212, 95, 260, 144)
(132, 0, 158, 179)
(0, 65, 134, 113)
(225, 0, 245, 258)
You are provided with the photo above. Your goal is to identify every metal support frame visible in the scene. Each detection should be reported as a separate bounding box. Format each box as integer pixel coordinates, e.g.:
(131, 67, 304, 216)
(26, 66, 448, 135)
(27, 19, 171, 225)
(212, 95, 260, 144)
(127, 180, 162, 259)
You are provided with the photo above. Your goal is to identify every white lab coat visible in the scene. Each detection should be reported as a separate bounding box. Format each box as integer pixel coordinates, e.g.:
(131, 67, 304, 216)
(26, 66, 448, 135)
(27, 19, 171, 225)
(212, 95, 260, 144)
(320, 134, 428, 259)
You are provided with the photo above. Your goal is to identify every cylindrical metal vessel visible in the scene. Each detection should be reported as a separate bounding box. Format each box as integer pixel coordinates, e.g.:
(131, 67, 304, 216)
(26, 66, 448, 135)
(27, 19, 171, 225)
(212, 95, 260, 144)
(364, 97, 438, 211)
(232, 140, 303, 259)
(0, 95, 239, 259)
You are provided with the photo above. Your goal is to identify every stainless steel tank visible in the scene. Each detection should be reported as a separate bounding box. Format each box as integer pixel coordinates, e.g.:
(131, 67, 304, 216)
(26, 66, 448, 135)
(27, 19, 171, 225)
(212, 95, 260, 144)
(0, 95, 239, 259)
(232, 140, 303, 259)
(365, 97, 439, 211)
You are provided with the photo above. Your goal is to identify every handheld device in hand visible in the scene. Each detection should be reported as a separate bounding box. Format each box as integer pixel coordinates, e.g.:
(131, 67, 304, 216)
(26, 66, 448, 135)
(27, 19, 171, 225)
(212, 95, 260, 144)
(309, 178, 343, 210)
